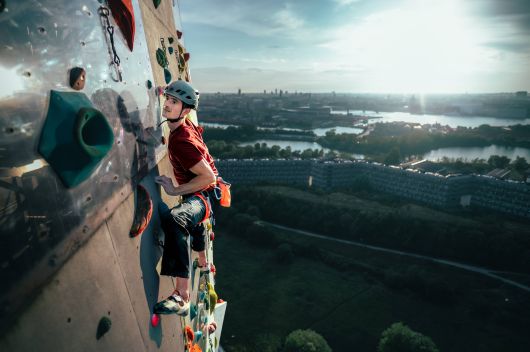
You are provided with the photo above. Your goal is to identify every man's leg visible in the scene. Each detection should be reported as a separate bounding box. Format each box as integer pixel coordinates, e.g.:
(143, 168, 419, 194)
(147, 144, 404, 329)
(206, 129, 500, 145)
(156, 197, 206, 313)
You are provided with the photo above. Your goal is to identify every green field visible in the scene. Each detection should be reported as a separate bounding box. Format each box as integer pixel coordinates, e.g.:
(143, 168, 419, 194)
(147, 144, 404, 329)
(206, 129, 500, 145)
(213, 228, 530, 352)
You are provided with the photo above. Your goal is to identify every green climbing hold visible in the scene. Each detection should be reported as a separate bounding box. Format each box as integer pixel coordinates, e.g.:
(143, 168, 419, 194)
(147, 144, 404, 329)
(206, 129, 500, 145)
(207, 283, 218, 314)
(164, 68, 172, 84)
(190, 304, 198, 320)
(96, 316, 112, 340)
(153, 0, 161, 9)
(156, 48, 168, 68)
(38, 91, 114, 188)
(168, 47, 174, 55)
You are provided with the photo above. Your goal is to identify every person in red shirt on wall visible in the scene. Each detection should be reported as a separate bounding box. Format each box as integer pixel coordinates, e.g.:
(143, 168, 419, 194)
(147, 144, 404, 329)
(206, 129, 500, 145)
(153, 80, 219, 316)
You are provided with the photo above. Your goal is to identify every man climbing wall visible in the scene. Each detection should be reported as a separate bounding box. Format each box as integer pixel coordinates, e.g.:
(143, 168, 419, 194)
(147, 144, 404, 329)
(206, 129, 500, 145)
(153, 80, 219, 315)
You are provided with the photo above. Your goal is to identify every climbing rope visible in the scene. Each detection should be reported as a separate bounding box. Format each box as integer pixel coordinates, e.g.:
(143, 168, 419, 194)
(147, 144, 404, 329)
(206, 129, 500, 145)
(99, 6, 123, 82)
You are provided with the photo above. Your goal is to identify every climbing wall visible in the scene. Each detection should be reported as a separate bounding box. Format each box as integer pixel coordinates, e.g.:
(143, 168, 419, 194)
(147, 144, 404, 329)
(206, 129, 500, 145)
(0, 0, 224, 351)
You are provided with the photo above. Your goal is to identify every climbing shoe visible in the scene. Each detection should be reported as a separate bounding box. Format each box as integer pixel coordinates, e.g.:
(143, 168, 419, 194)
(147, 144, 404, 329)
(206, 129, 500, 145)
(153, 294, 189, 316)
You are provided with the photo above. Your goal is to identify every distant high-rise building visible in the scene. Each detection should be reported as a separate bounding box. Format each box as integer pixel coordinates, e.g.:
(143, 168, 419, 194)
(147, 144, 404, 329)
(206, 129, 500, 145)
(275, 88, 278, 95)
(280, 89, 283, 97)
(515, 91, 528, 97)
(263, 89, 266, 94)
(238, 88, 241, 95)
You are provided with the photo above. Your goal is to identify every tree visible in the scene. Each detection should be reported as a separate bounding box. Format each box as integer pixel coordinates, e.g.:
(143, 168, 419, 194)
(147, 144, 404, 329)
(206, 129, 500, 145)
(511, 156, 529, 173)
(378, 322, 439, 352)
(283, 329, 331, 352)
(384, 147, 401, 165)
(488, 155, 511, 169)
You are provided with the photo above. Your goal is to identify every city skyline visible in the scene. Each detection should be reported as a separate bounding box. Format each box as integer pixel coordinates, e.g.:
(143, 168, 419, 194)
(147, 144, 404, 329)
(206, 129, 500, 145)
(179, 0, 530, 94)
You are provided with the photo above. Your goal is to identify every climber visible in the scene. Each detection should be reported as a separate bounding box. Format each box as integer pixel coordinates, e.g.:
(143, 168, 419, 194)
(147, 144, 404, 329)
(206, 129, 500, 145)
(153, 80, 219, 316)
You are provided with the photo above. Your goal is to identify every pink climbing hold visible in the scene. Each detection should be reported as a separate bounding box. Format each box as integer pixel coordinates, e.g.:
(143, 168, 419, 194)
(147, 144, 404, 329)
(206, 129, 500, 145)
(151, 313, 160, 327)
(217, 298, 224, 304)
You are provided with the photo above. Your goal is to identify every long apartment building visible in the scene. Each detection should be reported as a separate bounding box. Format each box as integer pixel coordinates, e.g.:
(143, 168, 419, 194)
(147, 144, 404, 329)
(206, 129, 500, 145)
(217, 159, 530, 219)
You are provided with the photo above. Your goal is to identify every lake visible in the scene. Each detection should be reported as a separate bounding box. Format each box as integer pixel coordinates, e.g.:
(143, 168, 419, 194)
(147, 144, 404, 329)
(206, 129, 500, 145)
(422, 145, 530, 162)
(332, 110, 530, 128)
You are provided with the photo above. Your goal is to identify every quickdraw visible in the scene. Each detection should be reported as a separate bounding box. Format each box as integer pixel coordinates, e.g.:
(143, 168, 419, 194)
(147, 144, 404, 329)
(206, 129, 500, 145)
(99, 6, 123, 82)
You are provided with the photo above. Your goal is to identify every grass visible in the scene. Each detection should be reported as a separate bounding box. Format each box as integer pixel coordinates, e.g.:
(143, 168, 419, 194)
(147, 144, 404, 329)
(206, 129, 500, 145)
(213, 228, 530, 352)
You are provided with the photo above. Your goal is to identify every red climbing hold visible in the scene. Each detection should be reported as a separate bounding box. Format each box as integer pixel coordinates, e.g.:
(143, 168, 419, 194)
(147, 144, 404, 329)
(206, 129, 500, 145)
(183, 52, 190, 62)
(177, 30, 183, 39)
(217, 298, 224, 303)
(210, 264, 216, 274)
(185, 326, 194, 341)
(210, 232, 215, 241)
(108, 0, 136, 51)
(151, 313, 160, 327)
(130, 184, 153, 237)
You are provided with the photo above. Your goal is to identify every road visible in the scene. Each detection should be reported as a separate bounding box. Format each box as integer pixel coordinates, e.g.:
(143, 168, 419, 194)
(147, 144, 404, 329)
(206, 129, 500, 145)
(260, 221, 530, 293)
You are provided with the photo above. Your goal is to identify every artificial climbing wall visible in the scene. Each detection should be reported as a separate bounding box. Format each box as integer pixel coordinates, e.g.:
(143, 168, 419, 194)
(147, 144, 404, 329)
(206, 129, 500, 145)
(0, 0, 207, 350)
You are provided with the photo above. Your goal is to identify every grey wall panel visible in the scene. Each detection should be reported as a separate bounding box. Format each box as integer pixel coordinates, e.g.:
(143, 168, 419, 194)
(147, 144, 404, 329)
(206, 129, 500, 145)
(0, 215, 146, 352)
(0, 0, 169, 327)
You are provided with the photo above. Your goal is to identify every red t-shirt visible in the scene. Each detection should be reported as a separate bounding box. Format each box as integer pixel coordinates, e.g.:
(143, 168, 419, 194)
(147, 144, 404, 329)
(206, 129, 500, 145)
(168, 119, 218, 191)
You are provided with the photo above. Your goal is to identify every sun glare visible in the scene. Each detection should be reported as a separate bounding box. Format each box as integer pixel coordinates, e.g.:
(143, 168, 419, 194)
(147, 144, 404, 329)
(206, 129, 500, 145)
(323, 0, 494, 93)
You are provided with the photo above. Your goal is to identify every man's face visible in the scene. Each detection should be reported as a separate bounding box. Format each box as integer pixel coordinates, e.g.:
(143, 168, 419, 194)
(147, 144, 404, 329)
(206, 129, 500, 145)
(162, 95, 183, 120)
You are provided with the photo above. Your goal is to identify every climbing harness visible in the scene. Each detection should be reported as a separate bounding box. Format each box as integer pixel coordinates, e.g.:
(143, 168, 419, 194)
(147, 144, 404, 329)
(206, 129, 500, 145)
(99, 6, 122, 82)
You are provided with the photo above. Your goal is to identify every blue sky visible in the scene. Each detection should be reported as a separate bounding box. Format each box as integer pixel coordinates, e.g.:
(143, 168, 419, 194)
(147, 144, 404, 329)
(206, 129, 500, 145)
(178, 0, 530, 93)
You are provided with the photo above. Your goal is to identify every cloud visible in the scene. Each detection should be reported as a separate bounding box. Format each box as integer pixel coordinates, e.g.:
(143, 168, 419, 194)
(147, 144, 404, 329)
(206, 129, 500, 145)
(181, 1, 306, 39)
(332, 0, 362, 6)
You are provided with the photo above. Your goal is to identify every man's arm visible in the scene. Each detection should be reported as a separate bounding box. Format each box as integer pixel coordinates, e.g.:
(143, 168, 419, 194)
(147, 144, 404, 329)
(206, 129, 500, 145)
(155, 158, 216, 196)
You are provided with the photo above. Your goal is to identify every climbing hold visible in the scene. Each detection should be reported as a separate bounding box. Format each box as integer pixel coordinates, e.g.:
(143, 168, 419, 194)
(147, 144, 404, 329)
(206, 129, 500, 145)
(207, 321, 217, 334)
(96, 316, 112, 340)
(150, 313, 160, 327)
(207, 283, 218, 314)
(199, 291, 205, 301)
(146, 80, 152, 89)
(153, 0, 161, 9)
(69, 67, 86, 91)
(183, 52, 190, 62)
(193, 258, 199, 269)
(210, 232, 215, 241)
(194, 330, 203, 341)
(156, 86, 165, 96)
(108, 0, 135, 51)
(161, 136, 166, 145)
(168, 36, 174, 44)
(210, 264, 216, 274)
(185, 326, 194, 341)
(190, 304, 198, 320)
(130, 184, 153, 237)
(168, 47, 174, 55)
(190, 343, 202, 352)
(156, 48, 168, 67)
(38, 91, 114, 188)
(163, 68, 172, 84)
(177, 30, 182, 39)
(216, 298, 224, 304)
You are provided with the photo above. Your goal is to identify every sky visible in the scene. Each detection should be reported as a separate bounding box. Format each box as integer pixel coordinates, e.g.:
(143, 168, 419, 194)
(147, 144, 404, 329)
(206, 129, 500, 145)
(178, 0, 530, 94)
